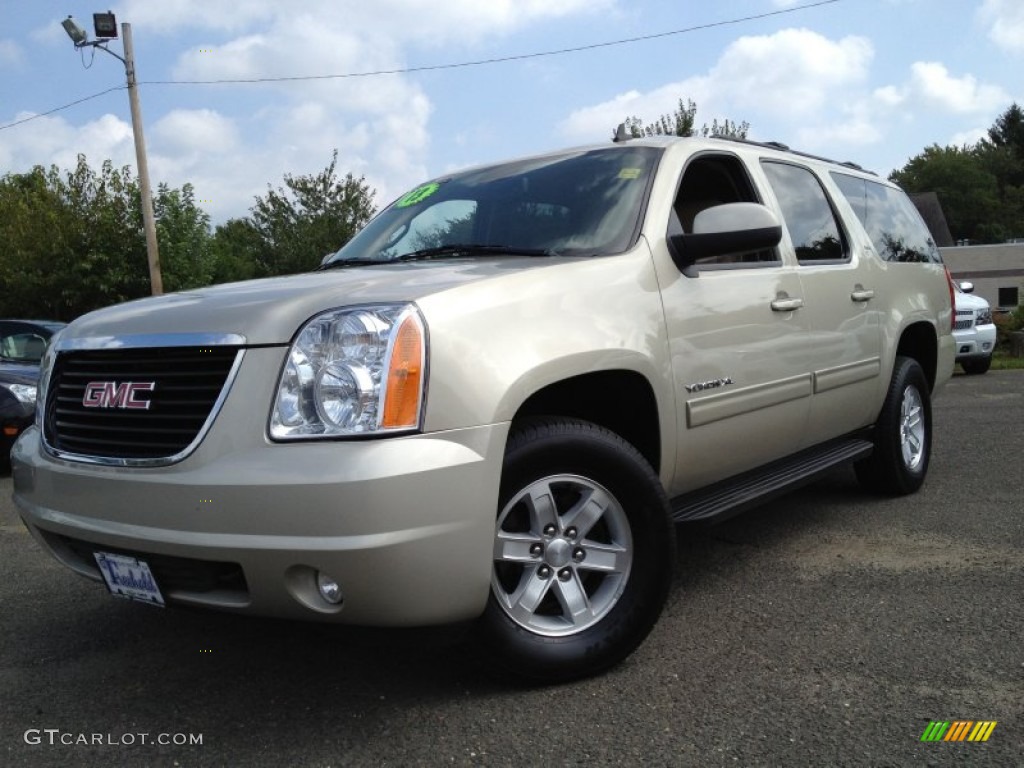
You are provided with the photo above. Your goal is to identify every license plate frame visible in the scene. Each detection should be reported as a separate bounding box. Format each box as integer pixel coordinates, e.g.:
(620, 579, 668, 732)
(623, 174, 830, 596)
(93, 551, 165, 607)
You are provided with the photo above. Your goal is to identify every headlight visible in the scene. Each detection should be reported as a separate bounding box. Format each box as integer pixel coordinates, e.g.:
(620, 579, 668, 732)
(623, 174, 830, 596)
(976, 308, 993, 326)
(1, 382, 37, 404)
(270, 304, 427, 439)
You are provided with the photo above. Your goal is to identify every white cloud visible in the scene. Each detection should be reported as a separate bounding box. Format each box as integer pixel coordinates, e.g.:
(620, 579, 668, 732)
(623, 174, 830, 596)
(121, 0, 610, 46)
(948, 127, 988, 148)
(908, 61, 1009, 114)
(152, 109, 238, 154)
(0, 39, 23, 67)
(559, 28, 872, 144)
(978, 0, 1024, 54)
(9, 0, 613, 223)
(707, 29, 872, 117)
(0, 112, 135, 174)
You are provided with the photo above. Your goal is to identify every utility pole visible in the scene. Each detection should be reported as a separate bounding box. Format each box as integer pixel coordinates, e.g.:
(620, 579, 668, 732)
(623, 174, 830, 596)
(61, 13, 163, 295)
(121, 23, 162, 295)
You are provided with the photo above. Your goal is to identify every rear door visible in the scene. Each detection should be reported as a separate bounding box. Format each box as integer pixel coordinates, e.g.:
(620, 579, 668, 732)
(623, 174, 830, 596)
(758, 160, 883, 447)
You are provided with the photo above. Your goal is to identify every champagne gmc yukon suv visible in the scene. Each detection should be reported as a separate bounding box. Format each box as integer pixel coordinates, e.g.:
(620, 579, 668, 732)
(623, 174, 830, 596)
(12, 136, 955, 680)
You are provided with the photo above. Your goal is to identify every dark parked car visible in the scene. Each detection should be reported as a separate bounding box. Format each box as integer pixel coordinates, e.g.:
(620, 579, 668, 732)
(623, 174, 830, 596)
(1, 320, 65, 469)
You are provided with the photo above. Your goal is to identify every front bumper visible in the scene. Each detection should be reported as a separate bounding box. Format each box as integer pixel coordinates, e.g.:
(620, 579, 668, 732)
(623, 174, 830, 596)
(953, 323, 997, 362)
(12, 419, 508, 626)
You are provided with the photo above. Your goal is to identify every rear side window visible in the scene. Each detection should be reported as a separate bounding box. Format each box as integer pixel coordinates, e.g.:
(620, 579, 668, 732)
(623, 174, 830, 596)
(761, 161, 847, 263)
(830, 172, 941, 263)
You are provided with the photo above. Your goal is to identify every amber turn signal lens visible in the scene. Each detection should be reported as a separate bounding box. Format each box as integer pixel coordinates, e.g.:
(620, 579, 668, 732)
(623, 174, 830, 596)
(381, 315, 424, 429)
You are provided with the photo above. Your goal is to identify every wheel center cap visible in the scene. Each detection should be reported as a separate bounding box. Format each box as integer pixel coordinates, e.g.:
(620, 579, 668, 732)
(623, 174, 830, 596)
(545, 538, 572, 568)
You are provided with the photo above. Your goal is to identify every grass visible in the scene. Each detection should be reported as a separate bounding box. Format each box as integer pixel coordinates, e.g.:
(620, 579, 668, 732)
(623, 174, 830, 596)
(991, 353, 1024, 370)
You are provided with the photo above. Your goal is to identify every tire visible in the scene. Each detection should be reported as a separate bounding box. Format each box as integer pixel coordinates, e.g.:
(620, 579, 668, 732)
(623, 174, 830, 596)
(961, 356, 991, 375)
(855, 356, 931, 496)
(479, 418, 674, 681)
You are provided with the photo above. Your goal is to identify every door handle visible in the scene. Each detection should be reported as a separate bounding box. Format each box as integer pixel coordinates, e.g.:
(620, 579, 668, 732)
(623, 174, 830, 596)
(851, 288, 875, 302)
(771, 297, 804, 312)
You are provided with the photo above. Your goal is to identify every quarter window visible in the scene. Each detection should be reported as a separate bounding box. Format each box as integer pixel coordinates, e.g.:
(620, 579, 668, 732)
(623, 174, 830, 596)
(830, 172, 941, 263)
(762, 161, 847, 263)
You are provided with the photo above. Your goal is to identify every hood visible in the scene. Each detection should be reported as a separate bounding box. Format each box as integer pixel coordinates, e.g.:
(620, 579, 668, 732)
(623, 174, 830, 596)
(954, 290, 990, 312)
(63, 258, 562, 346)
(0, 364, 39, 385)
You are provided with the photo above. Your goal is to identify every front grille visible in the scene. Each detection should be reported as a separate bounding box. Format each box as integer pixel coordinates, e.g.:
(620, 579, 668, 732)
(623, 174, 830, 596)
(954, 310, 974, 331)
(44, 346, 241, 462)
(50, 532, 248, 597)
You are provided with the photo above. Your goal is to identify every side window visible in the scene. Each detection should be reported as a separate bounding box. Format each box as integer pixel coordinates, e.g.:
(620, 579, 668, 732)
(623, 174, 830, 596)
(671, 154, 777, 266)
(762, 161, 847, 263)
(830, 172, 941, 263)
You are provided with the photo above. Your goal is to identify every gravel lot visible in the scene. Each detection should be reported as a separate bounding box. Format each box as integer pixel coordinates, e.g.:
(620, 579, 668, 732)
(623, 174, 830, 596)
(2, 370, 1022, 767)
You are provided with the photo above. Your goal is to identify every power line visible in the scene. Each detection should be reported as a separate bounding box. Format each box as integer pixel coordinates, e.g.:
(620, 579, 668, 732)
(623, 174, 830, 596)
(0, 86, 125, 132)
(1, 0, 840, 132)
(146, 0, 841, 86)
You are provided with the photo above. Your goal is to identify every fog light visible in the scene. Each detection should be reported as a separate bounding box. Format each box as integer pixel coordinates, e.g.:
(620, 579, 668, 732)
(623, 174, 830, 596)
(316, 572, 344, 605)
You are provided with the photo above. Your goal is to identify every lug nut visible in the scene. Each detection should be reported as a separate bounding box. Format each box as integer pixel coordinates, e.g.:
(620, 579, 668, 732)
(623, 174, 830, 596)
(529, 543, 544, 557)
(543, 524, 557, 537)
(572, 548, 585, 562)
(558, 568, 572, 581)
(565, 527, 578, 539)
(538, 565, 552, 579)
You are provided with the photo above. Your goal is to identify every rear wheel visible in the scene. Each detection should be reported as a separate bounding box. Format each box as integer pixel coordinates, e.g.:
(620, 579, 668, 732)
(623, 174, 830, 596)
(855, 356, 931, 495)
(479, 418, 674, 681)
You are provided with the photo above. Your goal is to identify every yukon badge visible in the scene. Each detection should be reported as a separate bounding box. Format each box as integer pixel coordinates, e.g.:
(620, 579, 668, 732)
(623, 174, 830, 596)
(685, 377, 734, 394)
(82, 381, 157, 410)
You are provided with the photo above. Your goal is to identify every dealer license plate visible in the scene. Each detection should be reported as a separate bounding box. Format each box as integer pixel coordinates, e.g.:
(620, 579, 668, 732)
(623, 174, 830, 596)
(93, 551, 165, 607)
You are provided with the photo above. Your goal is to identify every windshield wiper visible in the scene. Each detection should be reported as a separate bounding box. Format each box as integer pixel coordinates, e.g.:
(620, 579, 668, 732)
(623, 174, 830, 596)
(316, 258, 394, 271)
(317, 244, 557, 270)
(394, 244, 557, 262)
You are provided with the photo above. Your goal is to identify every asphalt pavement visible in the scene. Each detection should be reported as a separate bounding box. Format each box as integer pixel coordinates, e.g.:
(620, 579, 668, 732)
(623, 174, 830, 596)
(2, 370, 1022, 767)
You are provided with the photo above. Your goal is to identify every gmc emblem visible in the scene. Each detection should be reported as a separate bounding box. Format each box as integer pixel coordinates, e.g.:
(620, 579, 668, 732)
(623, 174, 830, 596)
(82, 381, 156, 410)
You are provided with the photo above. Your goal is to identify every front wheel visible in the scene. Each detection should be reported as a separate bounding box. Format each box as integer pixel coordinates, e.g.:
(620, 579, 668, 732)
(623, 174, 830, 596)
(855, 356, 932, 496)
(961, 356, 991, 375)
(479, 418, 674, 681)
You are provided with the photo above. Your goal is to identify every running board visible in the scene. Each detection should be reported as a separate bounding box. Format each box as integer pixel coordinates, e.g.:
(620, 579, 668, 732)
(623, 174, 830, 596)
(670, 437, 873, 524)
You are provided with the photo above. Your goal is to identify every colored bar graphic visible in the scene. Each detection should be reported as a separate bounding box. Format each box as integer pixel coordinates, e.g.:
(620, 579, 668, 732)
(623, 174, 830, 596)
(945, 721, 972, 741)
(969, 722, 998, 742)
(921, 720, 997, 742)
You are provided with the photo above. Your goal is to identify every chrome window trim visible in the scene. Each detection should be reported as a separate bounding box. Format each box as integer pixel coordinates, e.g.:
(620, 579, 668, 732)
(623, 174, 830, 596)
(41, 335, 247, 468)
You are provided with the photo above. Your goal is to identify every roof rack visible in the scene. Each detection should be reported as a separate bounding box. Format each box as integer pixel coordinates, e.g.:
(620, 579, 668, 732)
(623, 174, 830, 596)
(708, 135, 877, 176)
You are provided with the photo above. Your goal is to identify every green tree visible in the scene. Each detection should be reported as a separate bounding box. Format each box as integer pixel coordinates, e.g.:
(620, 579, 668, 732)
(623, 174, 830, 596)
(154, 183, 215, 292)
(208, 218, 261, 284)
(0, 155, 217, 319)
(892, 104, 1024, 243)
(618, 98, 750, 140)
(244, 150, 376, 276)
(889, 145, 1002, 243)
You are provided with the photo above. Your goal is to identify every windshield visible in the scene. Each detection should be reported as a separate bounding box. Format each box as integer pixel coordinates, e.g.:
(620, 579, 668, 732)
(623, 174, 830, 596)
(326, 146, 662, 265)
(0, 324, 60, 364)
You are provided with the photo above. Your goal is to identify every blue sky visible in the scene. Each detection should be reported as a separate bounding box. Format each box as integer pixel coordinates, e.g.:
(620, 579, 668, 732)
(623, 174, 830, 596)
(1, 0, 1021, 224)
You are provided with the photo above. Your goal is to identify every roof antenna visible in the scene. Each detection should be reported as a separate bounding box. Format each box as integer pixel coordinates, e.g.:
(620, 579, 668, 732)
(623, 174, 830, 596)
(613, 123, 630, 143)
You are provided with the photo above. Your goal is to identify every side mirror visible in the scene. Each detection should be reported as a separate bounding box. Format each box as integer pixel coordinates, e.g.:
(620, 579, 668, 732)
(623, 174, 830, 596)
(669, 202, 782, 274)
(959, 281, 975, 294)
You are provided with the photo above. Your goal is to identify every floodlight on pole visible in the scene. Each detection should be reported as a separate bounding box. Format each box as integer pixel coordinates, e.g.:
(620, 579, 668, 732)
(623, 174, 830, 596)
(60, 13, 163, 296)
(61, 17, 88, 45)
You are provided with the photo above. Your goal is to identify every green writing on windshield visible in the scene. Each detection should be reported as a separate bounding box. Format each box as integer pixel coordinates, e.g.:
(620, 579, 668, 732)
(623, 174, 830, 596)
(395, 182, 441, 208)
